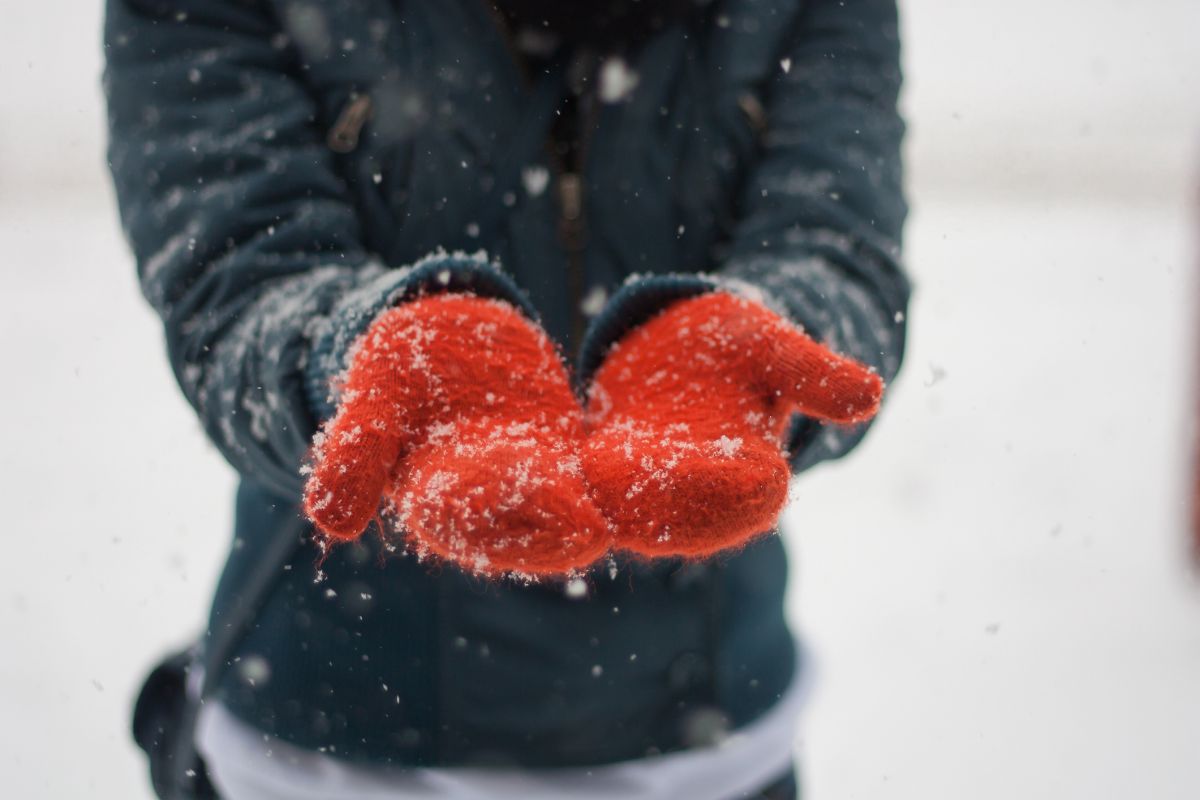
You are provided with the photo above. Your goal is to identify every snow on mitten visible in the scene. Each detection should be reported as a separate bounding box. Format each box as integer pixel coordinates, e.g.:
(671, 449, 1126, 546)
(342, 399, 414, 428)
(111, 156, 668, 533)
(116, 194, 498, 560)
(304, 294, 609, 577)
(583, 291, 883, 558)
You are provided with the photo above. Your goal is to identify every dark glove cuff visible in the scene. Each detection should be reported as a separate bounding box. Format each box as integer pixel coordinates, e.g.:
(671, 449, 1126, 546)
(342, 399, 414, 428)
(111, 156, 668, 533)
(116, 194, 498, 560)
(577, 272, 831, 470)
(576, 273, 720, 385)
(304, 252, 537, 421)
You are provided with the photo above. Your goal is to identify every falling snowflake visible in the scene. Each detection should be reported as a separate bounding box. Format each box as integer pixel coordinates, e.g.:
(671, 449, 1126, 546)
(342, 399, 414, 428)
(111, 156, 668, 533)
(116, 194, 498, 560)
(599, 57, 639, 103)
(580, 285, 608, 317)
(521, 165, 550, 197)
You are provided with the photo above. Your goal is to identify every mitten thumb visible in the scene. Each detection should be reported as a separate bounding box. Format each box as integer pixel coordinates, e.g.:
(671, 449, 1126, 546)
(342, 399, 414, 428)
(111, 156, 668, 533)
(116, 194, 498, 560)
(305, 417, 407, 542)
(768, 323, 883, 425)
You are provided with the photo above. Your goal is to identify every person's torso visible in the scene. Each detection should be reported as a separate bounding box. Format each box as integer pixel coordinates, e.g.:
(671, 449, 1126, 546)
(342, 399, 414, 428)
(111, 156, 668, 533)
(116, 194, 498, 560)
(208, 0, 805, 767)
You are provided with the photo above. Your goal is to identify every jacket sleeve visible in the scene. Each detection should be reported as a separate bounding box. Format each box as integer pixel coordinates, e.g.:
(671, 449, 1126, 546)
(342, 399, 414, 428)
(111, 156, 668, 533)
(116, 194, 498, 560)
(104, 0, 531, 498)
(579, 0, 910, 472)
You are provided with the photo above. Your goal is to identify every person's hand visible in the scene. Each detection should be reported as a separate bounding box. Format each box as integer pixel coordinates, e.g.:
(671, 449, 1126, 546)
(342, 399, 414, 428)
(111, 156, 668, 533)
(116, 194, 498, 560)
(303, 294, 609, 577)
(583, 292, 883, 558)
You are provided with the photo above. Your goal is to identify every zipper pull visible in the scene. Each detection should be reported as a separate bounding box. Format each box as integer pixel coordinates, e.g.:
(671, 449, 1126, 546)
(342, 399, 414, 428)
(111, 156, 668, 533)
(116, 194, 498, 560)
(737, 91, 768, 137)
(327, 94, 373, 154)
(559, 172, 585, 249)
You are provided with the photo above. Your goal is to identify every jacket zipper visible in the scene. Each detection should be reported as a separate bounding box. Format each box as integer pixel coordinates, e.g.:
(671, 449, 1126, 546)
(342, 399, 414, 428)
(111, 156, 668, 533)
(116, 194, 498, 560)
(549, 72, 603, 356)
(484, 1, 594, 353)
(556, 162, 588, 351)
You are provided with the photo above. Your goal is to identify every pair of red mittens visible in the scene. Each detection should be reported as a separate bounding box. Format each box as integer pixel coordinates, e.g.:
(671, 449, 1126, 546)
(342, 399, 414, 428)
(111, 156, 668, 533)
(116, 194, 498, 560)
(304, 291, 882, 577)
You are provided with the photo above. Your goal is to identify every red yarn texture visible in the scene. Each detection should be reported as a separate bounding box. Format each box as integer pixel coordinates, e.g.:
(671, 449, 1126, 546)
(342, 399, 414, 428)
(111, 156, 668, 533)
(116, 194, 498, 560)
(303, 294, 609, 578)
(583, 292, 883, 559)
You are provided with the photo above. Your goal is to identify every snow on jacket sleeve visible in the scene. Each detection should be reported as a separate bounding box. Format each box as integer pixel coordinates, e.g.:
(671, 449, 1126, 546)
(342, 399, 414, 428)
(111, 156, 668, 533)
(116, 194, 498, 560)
(580, 0, 910, 472)
(104, 0, 531, 498)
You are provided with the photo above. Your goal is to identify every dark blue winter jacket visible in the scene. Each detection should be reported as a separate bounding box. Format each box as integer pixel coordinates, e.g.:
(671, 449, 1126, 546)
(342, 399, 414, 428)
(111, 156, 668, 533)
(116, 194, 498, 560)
(105, 0, 909, 768)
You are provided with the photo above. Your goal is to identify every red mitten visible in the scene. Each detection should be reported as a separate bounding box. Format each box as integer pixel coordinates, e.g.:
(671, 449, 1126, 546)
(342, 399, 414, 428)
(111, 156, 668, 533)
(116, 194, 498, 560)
(583, 292, 883, 558)
(304, 294, 609, 577)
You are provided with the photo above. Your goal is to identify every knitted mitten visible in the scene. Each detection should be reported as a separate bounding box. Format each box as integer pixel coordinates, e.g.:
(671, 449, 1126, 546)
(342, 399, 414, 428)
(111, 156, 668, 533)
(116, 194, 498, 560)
(583, 292, 883, 558)
(304, 294, 609, 577)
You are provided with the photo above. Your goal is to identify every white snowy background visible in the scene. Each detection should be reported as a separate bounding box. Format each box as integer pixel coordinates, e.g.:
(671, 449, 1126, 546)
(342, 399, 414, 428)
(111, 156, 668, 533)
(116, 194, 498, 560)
(2, 0, 1198, 797)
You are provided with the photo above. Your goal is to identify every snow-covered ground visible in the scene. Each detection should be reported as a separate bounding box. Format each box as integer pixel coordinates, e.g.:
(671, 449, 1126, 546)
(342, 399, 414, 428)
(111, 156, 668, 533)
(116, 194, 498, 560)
(1, 1, 1198, 798)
